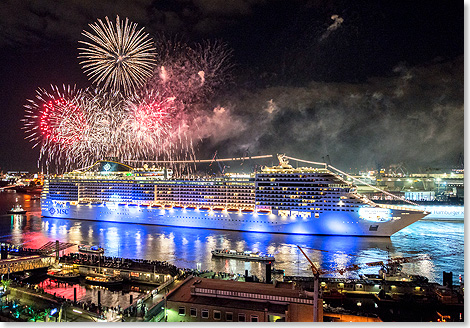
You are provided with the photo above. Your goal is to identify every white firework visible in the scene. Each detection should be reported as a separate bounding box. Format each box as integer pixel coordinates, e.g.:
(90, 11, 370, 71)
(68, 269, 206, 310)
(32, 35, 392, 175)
(79, 15, 157, 95)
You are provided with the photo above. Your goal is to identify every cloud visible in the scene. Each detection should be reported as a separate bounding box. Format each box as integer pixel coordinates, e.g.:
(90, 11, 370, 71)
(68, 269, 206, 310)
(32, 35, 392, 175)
(192, 0, 265, 16)
(0, 0, 153, 47)
(200, 56, 463, 171)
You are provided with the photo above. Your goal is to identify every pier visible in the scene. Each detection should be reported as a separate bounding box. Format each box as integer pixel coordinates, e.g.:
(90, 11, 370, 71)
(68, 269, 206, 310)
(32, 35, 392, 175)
(59, 253, 178, 284)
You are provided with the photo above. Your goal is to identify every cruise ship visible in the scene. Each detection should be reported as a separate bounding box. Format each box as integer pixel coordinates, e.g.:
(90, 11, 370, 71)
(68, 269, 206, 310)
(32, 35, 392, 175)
(41, 155, 428, 236)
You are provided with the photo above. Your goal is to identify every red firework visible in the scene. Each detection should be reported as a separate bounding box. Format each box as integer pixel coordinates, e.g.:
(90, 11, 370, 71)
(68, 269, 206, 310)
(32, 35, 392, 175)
(39, 97, 86, 145)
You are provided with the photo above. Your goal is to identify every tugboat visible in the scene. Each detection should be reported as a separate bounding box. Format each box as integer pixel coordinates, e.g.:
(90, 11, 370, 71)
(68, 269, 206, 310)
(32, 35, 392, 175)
(211, 249, 275, 262)
(7, 204, 26, 214)
(78, 245, 105, 255)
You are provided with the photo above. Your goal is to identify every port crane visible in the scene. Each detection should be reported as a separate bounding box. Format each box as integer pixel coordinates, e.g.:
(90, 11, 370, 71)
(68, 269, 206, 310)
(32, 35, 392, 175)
(296, 246, 321, 322)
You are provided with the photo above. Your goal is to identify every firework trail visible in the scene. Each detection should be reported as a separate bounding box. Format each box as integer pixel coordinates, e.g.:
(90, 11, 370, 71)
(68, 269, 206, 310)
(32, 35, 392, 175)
(146, 35, 233, 108)
(79, 15, 157, 95)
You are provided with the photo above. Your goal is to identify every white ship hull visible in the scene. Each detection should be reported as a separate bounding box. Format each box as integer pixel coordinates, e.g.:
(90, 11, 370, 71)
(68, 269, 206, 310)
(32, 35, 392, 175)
(41, 200, 424, 237)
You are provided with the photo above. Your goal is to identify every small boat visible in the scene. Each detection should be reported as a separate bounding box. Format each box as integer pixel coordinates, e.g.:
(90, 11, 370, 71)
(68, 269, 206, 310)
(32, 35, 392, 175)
(186, 206, 196, 210)
(199, 207, 210, 211)
(241, 209, 254, 213)
(227, 208, 239, 213)
(256, 209, 271, 215)
(172, 205, 183, 209)
(139, 204, 150, 207)
(47, 269, 80, 281)
(212, 207, 224, 212)
(7, 204, 26, 214)
(85, 274, 123, 287)
(211, 249, 275, 262)
(78, 245, 104, 255)
(151, 204, 162, 208)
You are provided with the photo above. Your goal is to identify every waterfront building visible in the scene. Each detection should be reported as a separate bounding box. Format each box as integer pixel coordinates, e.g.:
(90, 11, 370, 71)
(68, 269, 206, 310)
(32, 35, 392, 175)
(165, 277, 322, 322)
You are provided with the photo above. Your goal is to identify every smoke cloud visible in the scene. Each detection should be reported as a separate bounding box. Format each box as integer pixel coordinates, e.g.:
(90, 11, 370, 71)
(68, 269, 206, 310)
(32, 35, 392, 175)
(321, 14, 344, 41)
(194, 56, 463, 172)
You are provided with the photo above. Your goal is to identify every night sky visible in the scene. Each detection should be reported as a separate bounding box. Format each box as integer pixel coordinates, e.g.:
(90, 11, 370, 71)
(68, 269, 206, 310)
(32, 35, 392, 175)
(0, 0, 464, 173)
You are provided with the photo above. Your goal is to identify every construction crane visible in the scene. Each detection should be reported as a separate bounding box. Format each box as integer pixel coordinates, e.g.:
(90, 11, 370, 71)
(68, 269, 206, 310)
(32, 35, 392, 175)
(297, 245, 320, 322)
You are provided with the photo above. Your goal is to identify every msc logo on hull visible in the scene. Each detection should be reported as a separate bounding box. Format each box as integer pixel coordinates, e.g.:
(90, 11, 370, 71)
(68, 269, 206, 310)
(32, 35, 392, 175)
(48, 207, 69, 215)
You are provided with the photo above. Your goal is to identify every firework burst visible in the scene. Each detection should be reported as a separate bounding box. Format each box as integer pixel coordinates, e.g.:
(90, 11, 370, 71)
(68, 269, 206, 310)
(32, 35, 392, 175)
(79, 15, 157, 95)
(23, 17, 232, 172)
(23, 85, 84, 146)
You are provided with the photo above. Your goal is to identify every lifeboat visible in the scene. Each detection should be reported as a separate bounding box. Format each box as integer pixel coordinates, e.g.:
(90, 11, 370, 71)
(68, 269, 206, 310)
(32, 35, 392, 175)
(241, 209, 254, 213)
(140, 204, 150, 207)
(256, 209, 271, 215)
(186, 206, 196, 210)
(199, 207, 210, 211)
(212, 207, 224, 211)
(227, 208, 239, 213)
(164, 204, 172, 208)
(151, 204, 162, 208)
(172, 205, 183, 209)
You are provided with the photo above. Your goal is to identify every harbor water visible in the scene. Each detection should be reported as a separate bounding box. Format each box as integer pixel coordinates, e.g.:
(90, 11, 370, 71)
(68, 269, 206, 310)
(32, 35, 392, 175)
(0, 191, 464, 285)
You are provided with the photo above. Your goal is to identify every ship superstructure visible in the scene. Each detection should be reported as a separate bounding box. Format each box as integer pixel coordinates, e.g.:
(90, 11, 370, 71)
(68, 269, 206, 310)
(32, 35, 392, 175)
(41, 156, 428, 236)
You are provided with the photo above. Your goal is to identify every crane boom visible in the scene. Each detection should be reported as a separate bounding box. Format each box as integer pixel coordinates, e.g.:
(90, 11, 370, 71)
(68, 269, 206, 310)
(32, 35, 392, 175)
(297, 245, 319, 275)
(297, 245, 320, 322)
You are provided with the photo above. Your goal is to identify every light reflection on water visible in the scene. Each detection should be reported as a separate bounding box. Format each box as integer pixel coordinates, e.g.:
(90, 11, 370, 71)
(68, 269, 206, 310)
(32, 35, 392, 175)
(37, 279, 143, 309)
(0, 191, 464, 284)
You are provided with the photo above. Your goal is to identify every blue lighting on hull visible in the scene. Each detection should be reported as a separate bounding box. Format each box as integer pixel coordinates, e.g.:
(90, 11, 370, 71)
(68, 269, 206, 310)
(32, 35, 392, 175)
(41, 199, 403, 237)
